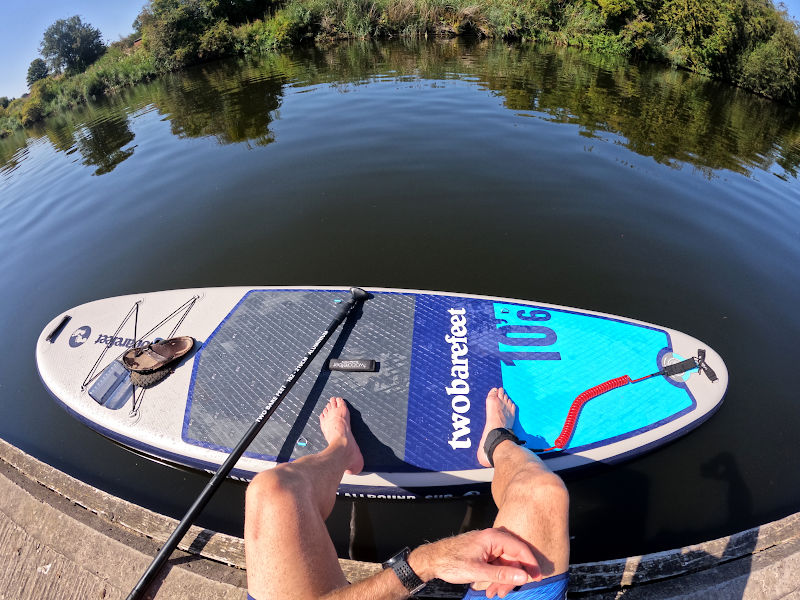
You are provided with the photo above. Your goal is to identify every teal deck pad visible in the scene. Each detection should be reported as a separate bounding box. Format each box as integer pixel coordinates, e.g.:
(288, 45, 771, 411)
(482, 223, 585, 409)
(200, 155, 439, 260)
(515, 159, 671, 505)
(494, 303, 694, 451)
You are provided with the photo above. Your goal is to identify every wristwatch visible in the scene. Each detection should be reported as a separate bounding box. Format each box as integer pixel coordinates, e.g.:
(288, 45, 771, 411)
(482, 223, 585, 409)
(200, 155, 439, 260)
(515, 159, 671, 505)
(382, 547, 426, 595)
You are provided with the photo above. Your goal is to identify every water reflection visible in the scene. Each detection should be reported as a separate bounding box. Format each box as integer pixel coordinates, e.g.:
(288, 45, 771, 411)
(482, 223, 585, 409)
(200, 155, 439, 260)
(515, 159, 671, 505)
(154, 60, 285, 146)
(2, 40, 799, 181)
(76, 115, 136, 176)
(0, 130, 29, 178)
(479, 45, 800, 177)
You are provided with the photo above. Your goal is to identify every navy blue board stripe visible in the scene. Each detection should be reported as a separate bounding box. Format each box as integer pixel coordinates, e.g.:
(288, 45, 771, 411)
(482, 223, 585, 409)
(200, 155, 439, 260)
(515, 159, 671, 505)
(405, 294, 698, 471)
(405, 295, 500, 471)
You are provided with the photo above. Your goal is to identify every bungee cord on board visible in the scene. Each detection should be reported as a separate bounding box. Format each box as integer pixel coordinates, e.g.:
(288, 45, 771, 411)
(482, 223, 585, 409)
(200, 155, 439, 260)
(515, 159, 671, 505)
(79, 296, 200, 418)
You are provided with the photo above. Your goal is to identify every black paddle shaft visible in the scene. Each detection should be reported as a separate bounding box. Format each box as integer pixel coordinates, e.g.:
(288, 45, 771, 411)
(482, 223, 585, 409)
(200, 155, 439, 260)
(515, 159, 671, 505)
(126, 287, 370, 600)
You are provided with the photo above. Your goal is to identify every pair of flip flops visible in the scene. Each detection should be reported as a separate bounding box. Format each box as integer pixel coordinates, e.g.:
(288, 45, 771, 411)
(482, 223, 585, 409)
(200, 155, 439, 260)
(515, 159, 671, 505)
(122, 336, 195, 388)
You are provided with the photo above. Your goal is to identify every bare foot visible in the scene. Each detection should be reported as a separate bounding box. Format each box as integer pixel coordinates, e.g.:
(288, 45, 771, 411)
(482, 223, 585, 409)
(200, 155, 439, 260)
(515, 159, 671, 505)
(320, 397, 364, 475)
(477, 387, 517, 468)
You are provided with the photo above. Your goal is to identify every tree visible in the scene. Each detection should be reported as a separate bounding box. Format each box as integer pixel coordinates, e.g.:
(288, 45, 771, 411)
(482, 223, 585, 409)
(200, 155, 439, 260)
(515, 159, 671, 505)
(0, 97, 9, 109)
(40, 16, 106, 74)
(26, 58, 49, 87)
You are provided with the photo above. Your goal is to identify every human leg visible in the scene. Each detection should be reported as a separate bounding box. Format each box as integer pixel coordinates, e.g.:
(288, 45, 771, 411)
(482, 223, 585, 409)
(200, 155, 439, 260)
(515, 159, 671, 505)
(478, 388, 571, 579)
(245, 397, 364, 600)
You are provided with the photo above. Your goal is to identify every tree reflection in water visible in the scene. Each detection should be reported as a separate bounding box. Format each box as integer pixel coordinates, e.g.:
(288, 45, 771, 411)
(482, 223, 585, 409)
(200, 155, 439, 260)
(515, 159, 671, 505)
(2, 39, 799, 180)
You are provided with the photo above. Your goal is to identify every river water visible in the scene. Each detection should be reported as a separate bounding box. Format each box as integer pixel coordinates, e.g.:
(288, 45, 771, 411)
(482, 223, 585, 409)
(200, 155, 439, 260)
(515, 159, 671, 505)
(1, 39, 799, 564)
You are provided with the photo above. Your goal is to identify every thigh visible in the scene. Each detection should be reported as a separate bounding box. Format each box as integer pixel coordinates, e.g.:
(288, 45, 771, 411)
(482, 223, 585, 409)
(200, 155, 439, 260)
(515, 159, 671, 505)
(492, 473, 570, 577)
(244, 471, 348, 600)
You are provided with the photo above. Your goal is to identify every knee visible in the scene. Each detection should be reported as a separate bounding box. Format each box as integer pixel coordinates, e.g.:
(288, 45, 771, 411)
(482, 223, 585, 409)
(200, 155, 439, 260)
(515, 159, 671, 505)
(507, 468, 569, 514)
(246, 464, 310, 517)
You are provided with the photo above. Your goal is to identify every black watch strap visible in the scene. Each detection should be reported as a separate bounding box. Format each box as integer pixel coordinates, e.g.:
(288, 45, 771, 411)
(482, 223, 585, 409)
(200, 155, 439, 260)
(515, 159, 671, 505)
(382, 547, 426, 595)
(483, 427, 525, 467)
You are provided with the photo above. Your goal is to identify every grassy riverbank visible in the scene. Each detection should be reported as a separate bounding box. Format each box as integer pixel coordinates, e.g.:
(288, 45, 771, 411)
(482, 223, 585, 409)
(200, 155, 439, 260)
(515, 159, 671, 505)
(2, 0, 799, 135)
(1, 47, 157, 135)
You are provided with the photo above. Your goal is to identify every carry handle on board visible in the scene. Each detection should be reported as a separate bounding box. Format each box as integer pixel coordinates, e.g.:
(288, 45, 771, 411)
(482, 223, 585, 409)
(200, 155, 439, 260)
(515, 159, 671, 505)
(126, 287, 370, 600)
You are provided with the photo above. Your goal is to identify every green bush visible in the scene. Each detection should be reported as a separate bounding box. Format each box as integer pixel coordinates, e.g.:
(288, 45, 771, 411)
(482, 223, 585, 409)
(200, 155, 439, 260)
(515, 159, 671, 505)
(142, 1, 208, 69)
(658, 0, 742, 76)
(82, 45, 158, 92)
(199, 20, 236, 58)
(0, 105, 19, 135)
(51, 78, 86, 110)
(21, 99, 44, 126)
(83, 71, 106, 98)
(237, 5, 313, 52)
(555, 2, 621, 49)
(596, 0, 636, 23)
(620, 13, 656, 55)
(29, 78, 57, 103)
(737, 20, 800, 103)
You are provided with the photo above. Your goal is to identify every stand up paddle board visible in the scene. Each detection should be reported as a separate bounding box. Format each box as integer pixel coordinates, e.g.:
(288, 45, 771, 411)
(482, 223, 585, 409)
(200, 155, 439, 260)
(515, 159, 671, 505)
(37, 287, 727, 499)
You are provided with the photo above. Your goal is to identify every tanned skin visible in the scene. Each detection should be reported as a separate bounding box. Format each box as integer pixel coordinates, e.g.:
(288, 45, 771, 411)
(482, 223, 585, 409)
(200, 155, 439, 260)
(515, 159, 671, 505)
(245, 389, 569, 600)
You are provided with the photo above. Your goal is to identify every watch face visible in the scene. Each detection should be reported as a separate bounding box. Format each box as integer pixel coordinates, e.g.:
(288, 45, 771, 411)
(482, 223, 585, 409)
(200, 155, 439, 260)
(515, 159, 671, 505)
(382, 547, 411, 569)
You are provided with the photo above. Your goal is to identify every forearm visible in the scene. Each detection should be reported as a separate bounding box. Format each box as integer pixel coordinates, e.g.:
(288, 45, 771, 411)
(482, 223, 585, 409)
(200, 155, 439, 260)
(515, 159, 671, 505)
(320, 568, 416, 600)
(321, 544, 437, 600)
(322, 528, 537, 600)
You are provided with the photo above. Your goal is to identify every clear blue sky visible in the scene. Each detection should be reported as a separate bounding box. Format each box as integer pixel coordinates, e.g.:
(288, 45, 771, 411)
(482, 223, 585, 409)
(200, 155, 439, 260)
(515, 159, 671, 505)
(1, 0, 800, 99)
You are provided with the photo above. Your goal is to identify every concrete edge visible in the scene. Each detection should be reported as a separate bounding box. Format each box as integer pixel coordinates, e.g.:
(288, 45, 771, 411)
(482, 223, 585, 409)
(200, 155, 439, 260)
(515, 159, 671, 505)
(2, 436, 799, 597)
(0, 440, 246, 599)
(0, 437, 381, 585)
(570, 511, 800, 592)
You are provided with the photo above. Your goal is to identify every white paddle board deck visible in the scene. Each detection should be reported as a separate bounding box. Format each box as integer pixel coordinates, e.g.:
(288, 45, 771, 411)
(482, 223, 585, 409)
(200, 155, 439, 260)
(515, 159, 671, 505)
(37, 287, 727, 499)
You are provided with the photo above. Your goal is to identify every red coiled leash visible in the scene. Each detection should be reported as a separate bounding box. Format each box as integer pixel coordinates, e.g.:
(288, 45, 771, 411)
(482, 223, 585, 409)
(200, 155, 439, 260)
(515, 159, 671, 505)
(542, 375, 633, 452)
(539, 351, 716, 452)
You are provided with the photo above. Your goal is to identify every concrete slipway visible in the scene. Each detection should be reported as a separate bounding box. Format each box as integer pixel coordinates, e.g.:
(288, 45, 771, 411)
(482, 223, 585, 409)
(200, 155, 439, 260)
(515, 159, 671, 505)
(1, 436, 798, 600)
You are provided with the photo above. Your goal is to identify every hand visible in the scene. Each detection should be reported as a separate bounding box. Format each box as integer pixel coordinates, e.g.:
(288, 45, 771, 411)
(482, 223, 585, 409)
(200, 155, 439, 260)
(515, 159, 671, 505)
(469, 554, 532, 599)
(408, 528, 540, 598)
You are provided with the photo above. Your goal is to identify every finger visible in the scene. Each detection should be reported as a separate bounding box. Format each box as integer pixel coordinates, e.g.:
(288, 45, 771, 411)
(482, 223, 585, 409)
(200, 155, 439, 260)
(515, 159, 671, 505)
(498, 555, 539, 581)
(472, 562, 530, 588)
(486, 582, 514, 598)
(482, 531, 540, 579)
(486, 557, 523, 597)
(490, 557, 523, 570)
(487, 529, 538, 563)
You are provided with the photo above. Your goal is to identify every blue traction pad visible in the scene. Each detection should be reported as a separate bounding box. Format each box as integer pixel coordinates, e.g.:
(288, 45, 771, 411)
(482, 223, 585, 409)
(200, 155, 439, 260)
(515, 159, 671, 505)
(184, 290, 416, 470)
